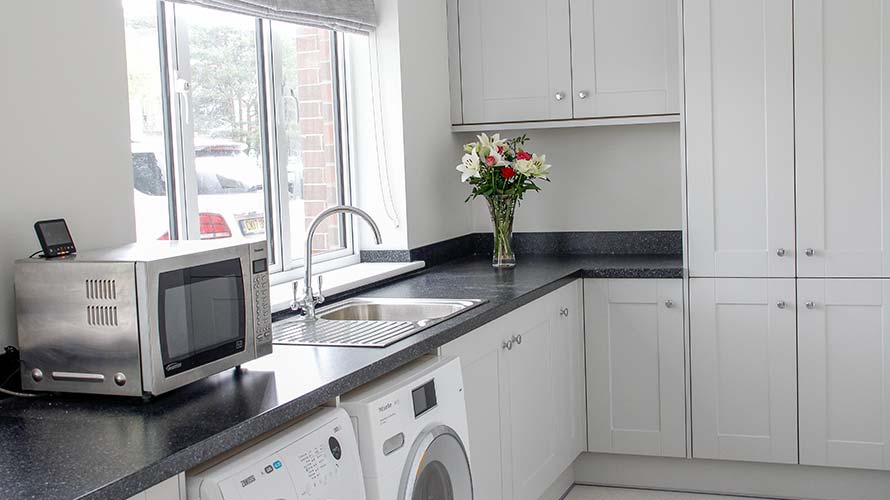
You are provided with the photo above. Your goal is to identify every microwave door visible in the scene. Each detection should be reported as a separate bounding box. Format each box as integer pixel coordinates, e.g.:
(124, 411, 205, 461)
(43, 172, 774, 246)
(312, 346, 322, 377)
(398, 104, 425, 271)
(157, 258, 247, 378)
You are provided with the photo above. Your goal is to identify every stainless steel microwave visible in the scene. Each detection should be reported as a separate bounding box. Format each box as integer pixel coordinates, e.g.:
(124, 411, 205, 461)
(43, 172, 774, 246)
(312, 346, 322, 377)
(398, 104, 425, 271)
(14, 240, 272, 397)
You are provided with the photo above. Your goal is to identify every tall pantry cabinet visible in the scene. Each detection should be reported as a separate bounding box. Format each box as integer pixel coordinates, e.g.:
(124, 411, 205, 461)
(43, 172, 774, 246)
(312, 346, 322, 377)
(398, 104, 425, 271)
(684, 0, 890, 470)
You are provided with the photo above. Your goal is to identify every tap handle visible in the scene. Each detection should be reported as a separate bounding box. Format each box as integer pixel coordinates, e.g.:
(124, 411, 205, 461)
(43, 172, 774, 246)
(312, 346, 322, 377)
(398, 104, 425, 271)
(290, 281, 303, 312)
(316, 275, 325, 304)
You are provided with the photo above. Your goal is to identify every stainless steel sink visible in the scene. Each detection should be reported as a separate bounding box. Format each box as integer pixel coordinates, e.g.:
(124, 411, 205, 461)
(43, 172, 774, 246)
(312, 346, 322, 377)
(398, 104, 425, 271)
(273, 298, 486, 347)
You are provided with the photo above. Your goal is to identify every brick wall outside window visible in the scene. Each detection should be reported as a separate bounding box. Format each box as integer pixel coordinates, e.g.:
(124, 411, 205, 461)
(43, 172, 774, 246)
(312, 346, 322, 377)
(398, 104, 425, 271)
(293, 26, 341, 254)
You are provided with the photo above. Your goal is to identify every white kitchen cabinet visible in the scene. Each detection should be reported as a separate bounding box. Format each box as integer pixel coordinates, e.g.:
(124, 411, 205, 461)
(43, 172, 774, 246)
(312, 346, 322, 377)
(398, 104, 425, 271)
(684, 0, 795, 278)
(442, 280, 585, 500)
(585, 279, 686, 458)
(455, 0, 573, 124)
(798, 279, 890, 470)
(448, 0, 680, 127)
(126, 474, 184, 500)
(570, 0, 680, 119)
(795, 1, 890, 278)
(689, 278, 797, 464)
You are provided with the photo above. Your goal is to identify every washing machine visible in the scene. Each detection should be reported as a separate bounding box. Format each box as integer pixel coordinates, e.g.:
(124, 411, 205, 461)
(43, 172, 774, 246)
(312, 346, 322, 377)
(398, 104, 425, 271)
(341, 356, 473, 500)
(186, 407, 365, 500)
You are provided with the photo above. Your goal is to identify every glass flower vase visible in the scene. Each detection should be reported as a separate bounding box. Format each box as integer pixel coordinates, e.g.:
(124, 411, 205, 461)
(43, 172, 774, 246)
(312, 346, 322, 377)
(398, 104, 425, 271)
(485, 194, 517, 268)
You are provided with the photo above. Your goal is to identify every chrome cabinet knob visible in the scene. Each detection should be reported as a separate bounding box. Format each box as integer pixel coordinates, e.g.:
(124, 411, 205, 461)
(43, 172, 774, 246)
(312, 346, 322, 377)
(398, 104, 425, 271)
(512, 334, 522, 345)
(806, 301, 816, 309)
(502, 339, 514, 351)
(559, 307, 569, 317)
(805, 248, 815, 257)
(554, 92, 566, 101)
(665, 299, 674, 309)
(578, 90, 589, 99)
(777, 301, 786, 309)
(776, 248, 786, 257)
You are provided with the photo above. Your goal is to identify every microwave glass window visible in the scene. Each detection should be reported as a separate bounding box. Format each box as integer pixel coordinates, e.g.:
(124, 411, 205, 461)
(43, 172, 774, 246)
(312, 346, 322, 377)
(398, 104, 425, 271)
(158, 258, 246, 376)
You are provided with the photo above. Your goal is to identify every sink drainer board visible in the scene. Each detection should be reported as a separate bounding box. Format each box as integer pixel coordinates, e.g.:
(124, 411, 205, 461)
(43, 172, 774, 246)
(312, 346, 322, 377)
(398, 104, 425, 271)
(271, 297, 487, 347)
(273, 318, 420, 347)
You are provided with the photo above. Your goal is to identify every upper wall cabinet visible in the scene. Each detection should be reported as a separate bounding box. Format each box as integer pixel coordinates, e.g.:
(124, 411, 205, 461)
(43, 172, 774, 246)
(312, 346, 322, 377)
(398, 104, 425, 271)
(570, 0, 680, 119)
(795, 0, 890, 278)
(447, 0, 681, 129)
(685, 0, 795, 278)
(454, 0, 573, 124)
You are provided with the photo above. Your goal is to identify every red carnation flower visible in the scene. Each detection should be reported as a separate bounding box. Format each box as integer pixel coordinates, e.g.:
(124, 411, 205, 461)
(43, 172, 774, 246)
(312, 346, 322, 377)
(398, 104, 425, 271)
(501, 167, 515, 179)
(516, 151, 532, 161)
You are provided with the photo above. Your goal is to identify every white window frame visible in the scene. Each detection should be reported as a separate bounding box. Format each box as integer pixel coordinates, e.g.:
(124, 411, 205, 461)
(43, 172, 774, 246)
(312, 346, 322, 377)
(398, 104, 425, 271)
(146, 1, 359, 283)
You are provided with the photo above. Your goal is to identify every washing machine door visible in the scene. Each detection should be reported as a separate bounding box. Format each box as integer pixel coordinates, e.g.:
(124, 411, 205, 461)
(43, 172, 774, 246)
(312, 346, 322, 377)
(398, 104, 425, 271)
(398, 424, 473, 500)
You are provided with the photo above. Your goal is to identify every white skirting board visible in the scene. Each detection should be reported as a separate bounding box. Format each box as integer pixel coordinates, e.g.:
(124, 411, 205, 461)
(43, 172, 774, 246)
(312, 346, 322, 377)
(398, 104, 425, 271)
(572, 453, 890, 500)
(540, 464, 576, 500)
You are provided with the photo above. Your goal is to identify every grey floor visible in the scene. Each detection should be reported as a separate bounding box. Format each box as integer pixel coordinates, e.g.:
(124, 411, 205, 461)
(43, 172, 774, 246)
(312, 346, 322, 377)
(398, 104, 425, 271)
(565, 486, 773, 500)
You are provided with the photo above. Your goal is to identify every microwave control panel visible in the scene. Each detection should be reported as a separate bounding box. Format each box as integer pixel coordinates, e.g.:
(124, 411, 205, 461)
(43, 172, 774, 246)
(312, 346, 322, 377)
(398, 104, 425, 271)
(249, 241, 272, 357)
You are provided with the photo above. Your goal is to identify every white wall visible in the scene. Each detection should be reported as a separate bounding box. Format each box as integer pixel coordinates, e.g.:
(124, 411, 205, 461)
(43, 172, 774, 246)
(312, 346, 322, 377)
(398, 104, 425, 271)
(351, 0, 473, 251)
(0, 1, 136, 347)
(464, 123, 682, 233)
(397, 0, 473, 249)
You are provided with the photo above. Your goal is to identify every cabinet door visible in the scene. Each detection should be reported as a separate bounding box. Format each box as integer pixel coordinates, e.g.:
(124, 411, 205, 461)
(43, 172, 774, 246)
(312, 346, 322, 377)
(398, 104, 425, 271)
(798, 279, 890, 470)
(127, 475, 183, 500)
(689, 278, 797, 463)
(500, 294, 561, 500)
(458, 0, 572, 123)
(585, 279, 686, 457)
(684, 0, 795, 278)
(550, 280, 586, 468)
(795, 1, 890, 278)
(570, 0, 680, 118)
(441, 318, 507, 500)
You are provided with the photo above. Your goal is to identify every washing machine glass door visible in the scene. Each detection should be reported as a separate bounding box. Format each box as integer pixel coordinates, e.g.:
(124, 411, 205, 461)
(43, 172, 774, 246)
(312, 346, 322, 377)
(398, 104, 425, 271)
(400, 425, 473, 500)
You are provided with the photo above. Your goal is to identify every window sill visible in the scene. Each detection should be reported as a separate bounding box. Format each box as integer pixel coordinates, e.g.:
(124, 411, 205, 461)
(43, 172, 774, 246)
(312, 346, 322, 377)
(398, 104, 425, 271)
(269, 261, 426, 313)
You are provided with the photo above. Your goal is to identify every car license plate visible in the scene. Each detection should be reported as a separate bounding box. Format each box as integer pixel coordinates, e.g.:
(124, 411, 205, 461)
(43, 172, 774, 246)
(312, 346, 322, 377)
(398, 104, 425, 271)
(239, 217, 265, 235)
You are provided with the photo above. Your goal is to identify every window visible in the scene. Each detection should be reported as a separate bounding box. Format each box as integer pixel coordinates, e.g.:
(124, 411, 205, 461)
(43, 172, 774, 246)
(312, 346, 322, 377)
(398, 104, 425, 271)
(122, 0, 355, 279)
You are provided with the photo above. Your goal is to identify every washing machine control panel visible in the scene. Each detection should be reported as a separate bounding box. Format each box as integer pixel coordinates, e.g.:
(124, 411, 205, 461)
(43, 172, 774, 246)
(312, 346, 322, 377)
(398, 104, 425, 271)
(190, 409, 365, 500)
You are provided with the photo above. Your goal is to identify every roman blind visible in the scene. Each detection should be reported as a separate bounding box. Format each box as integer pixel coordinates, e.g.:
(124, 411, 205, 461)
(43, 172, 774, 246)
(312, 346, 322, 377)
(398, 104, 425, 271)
(164, 0, 377, 33)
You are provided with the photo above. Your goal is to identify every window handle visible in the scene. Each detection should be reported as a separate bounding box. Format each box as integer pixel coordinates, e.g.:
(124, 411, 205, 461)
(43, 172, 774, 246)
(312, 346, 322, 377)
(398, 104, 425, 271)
(174, 76, 191, 125)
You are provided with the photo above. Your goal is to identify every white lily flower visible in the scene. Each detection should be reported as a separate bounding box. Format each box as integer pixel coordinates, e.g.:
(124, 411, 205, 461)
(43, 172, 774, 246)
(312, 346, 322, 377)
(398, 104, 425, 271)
(456, 151, 482, 183)
(514, 158, 534, 176)
(476, 133, 507, 157)
(528, 153, 551, 179)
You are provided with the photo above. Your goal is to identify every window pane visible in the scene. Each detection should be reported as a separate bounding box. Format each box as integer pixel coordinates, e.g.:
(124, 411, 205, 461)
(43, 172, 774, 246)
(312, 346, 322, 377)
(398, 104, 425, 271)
(179, 5, 266, 242)
(123, 0, 171, 241)
(272, 23, 345, 263)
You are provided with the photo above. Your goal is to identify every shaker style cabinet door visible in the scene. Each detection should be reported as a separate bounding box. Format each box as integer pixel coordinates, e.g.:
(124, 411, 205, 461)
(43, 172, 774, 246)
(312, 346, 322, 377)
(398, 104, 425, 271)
(585, 279, 686, 458)
(689, 278, 798, 464)
(798, 279, 890, 470)
(569, 0, 680, 119)
(548, 280, 587, 470)
(684, 0, 795, 278)
(441, 315, 508, 500)
(795, 0, 890, 278)
(442, 281, 584, 500)
(457, 0, 572, 123)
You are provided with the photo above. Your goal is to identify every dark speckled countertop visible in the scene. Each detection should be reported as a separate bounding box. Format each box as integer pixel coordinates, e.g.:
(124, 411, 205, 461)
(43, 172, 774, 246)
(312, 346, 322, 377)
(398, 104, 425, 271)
(0, 254, 682, 500)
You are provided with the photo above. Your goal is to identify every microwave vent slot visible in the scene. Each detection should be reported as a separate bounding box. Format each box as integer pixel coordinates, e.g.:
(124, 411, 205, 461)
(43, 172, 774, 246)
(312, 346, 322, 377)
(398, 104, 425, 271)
(86, 305, 118, 327)
(85, 279, 117, 301)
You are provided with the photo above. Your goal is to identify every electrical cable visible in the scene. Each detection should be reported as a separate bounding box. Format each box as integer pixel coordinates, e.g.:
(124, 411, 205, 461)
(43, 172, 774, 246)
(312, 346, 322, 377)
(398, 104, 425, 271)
(367, 32, 400, 228)
(0, 353, 45, 398)
(28, 250, 44, 259)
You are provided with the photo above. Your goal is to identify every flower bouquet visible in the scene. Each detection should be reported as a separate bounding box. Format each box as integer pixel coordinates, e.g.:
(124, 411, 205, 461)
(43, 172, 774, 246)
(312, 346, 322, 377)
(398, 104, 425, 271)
(457, 133, 551, 268)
